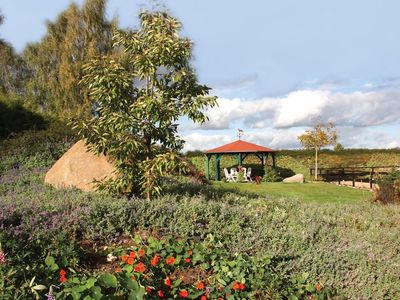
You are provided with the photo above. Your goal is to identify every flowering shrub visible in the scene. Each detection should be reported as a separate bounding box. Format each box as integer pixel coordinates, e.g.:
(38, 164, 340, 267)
(54, 236, 325, 299)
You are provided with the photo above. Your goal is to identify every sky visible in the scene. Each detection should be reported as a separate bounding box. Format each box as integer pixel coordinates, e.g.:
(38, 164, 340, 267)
(1, 0, 400, 151)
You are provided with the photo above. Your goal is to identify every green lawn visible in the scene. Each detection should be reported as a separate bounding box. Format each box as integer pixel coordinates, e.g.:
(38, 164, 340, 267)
(214, 181, 372, 204)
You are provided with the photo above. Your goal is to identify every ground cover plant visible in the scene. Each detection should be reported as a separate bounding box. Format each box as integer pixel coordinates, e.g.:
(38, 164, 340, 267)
(1, 130, 400, 299)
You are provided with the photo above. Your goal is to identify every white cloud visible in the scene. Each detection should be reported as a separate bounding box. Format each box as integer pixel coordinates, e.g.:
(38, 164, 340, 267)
(195, 89, 400, 130)
(182, 133, 232, 152)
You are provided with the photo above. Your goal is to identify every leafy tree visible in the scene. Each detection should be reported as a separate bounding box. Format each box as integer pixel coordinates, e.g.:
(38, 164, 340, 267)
(0, 11, 27, 96)
(73, 11, 217, 199)
(23, 0, 116, 117)
(298, 122, 337, 180)
(334, 143, 344, 152)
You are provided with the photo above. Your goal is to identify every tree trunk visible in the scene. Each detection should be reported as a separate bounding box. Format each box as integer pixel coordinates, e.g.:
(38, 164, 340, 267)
(315, 146, 318, 181)
(146, 136, 152, 201)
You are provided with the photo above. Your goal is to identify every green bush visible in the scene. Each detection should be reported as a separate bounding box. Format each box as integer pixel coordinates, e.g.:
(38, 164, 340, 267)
(374, 170, 400, 204)
(262, 167, 283, 182)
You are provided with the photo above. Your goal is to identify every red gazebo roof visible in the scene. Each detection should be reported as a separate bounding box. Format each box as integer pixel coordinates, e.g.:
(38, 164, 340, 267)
(205, 140, 275, 154)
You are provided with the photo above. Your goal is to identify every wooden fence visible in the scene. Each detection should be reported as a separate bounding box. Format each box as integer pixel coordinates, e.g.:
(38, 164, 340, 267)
(310, 166, 400, 189)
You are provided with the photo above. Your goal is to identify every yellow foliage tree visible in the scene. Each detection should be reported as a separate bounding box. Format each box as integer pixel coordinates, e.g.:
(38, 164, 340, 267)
(298, 122, 337, 180)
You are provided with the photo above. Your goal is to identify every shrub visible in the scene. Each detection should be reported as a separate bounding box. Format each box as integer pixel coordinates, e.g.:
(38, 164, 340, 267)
(262, 167, 283, 182)
(373, 170, 400, 204)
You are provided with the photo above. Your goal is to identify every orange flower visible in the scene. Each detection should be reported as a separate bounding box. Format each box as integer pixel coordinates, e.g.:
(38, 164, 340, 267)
(146, 286, 152, 294)
(59, 269, 67, 283)
(316, 283, 322, 292)
(116, 267, 122, 273)
(165, 256, 176, 265)
(157, 290, 164, 298)
(185, 258, 191, 263)
(232, 281, 240, 290)
(127, 257, 135, 265)
(151, 255, 161, 266)
(121, 255, 128, 262)
(134, 262, 146, 273)
(196, 282, 205, 290)
(187, 250, 193, 256)
(129, 251, 137, 259)
(179, 290, 189, 298)
(139, 249, 146, 257)
(164, 276, 172, 287)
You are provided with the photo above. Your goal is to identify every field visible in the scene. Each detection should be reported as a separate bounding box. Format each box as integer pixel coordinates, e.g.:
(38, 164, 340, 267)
(1, 130, 400, 299)
(215, 182, 371, 203)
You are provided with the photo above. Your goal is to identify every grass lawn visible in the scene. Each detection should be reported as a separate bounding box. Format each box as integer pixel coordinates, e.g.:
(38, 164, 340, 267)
(214, 181, 372, 203)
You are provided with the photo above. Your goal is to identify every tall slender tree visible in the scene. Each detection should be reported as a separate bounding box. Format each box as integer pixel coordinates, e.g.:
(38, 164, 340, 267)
(298, 121, 337, 180)
(23, 0, 116, 117)
(73, 10, 217, 199)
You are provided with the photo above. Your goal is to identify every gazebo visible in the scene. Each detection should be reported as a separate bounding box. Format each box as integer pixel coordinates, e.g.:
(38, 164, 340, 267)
(204, 140, 276, 180)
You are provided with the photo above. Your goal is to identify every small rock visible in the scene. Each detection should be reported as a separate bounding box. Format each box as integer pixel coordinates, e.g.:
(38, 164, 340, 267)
(283, 174, 304, 183)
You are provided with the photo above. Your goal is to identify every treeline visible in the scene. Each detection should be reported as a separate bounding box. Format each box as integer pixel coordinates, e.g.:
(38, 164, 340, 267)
(0, 0, 117, 134)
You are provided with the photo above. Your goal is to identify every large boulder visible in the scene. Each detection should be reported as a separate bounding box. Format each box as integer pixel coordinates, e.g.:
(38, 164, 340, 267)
(283, 174, 304, 183)
(45, 140, 117, 192)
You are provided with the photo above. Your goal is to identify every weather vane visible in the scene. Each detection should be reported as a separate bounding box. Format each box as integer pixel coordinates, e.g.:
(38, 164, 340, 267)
(237, 129, 244, 140)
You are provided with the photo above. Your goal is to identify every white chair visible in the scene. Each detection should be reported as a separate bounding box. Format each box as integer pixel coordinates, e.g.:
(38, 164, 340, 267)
(230, 168, 238, 181)
(224, 168, 235, 182)
(245, 167, 252, 182)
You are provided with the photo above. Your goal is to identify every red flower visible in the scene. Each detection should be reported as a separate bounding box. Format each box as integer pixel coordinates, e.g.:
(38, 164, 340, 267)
(165, 256, 176, 265)
(316, 283, 322, 292)
(232, 282, 240, 290)
(200, 296, 207, 300)
(239, 283, 245, 290)
(179, 290, 189, 298)
(164, 276, 172, 287)
(129, 251, 137, 259)
(187, 250, 193, 256)
(146, 286, 152, 294)
(151, 255, 161, 266)
(121, 255, 128, 262)
(196, 282, 205, 290)
(116, 267, 122, 273)
(59, 269, 67, 283)
(134, 262, 146, 273)
(139, 249, 146, 257)
(185, 258, 191, 263)
(157, 290, 165, 298)
(127, 257, 135, 265)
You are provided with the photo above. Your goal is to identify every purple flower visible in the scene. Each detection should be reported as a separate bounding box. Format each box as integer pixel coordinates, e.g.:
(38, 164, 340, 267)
(0, 250, 6, 264)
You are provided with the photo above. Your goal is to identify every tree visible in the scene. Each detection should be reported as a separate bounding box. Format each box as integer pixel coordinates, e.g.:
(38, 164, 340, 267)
(298, 122, 337, 180)
(334, 143, 344, 152)
(23, 0, 116, 118)
(0, 11, 27, 96)
(73, 10, 217, 199)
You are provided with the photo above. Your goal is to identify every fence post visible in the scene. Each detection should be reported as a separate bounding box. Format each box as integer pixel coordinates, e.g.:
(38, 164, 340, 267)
(369, 167, 374, 189)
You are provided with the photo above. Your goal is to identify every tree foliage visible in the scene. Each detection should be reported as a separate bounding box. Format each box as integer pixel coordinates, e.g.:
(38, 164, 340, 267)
(73, 11, 217, 199)
(298, 122, 337, 180)
(0, 11, 26, 96)
(23, 0, 116, 118)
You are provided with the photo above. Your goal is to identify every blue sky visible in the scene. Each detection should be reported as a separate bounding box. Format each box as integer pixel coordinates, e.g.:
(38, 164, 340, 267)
(1, 0, 400, 150)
